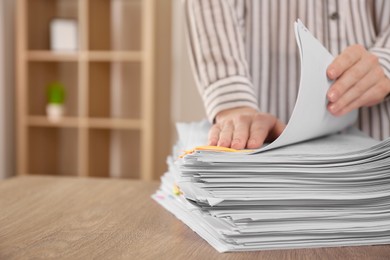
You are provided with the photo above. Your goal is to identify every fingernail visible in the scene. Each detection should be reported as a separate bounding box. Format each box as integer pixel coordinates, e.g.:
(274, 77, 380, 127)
(217, 140, 228, 147)
(328, 69, 336, 79)
(328, 91, 336, 102)
(328, 91, 337, 102)
(231, 141, 241, 149)
(329, 104, 338, 113)
(208, 138, 216, 145)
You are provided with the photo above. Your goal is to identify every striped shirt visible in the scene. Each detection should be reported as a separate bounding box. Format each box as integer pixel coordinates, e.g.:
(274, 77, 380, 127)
(184, 0, 390, 140)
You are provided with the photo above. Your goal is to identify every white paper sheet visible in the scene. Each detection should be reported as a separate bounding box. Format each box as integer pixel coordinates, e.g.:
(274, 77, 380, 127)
(252, 20, 358, 153)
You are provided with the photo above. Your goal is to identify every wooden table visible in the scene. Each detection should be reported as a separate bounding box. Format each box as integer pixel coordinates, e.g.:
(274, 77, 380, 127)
(1, 176, 390, 259)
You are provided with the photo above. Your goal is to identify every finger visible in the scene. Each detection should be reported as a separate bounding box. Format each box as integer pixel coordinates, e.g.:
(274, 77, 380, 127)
(208, 124, 221, 146)
(217, 120, 234, 147)
(231, 116, 251, 150)
(328, 66, 379, 114)
(247, 114, 275, 149)
(327, 44, 365, 80)
(267, 119, 286, 142)
(336, 81, 388, 116)
(362, 78, 390, 107)
(327, 56, 372, 102)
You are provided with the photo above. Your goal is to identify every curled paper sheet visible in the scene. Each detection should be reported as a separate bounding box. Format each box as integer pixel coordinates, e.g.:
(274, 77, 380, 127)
(251, 19, 358, 153)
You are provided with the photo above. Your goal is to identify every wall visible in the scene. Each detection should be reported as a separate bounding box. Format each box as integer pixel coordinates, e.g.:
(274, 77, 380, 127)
(171, 0, 205, 123)
(153, 0, 173, 178)
(0, 0, 15, 179)
(153, 0, 207, 179)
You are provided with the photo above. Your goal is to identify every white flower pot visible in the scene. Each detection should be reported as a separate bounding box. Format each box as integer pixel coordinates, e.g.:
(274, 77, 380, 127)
(46, 104, 65, 122)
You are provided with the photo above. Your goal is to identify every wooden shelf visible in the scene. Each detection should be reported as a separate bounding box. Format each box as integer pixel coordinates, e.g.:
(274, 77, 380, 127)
(27, 127, 79, 176)
(28, 51, 79, 62)
(88, 51, 143, 61)
(28, 116, 80, 128)
(16, 0, 155, 180)
(88, 129, 141, 178)
(88, 118, 142, 129)
(28, 116, 142, 130)
(28, 51, 143, 62)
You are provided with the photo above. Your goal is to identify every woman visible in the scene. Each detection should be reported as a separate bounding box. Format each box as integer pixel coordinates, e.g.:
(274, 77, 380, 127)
(184, 0, 390, 149)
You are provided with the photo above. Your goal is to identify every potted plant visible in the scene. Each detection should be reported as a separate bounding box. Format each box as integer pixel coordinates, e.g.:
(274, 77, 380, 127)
(46, 81, 66, 122)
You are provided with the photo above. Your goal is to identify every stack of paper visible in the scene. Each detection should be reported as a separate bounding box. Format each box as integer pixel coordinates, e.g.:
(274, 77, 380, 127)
(152, 20, 390, 252)
(153, 121, 390, 252)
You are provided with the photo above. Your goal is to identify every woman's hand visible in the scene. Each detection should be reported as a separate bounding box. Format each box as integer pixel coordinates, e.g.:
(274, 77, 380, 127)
(327, 44, 390, 116)
(208, 107, 285, 149)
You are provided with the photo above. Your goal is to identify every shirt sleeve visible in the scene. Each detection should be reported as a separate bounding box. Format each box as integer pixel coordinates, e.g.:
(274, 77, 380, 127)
(370, 0, 390, 80)
(183, 0, 258, 122)
(362, 0, 390, 140)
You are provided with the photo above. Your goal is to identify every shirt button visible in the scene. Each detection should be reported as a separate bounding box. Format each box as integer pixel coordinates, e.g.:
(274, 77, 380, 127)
(329, 12, 339, 20)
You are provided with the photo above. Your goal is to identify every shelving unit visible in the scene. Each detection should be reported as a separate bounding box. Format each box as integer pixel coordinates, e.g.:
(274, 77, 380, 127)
(16, 0, 155, 180)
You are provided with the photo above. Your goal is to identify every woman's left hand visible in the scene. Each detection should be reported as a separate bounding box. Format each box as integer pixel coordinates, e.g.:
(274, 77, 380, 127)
(326, 44, 390, 116)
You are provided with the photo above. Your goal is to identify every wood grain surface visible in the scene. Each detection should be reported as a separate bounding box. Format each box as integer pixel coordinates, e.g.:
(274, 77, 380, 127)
(1, 176, 390, 260)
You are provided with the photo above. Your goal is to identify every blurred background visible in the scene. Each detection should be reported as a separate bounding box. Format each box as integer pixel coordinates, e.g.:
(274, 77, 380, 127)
(0, 0, 206, 180)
